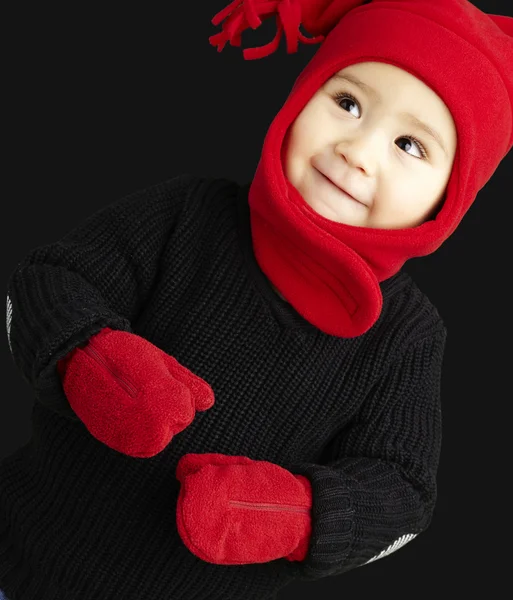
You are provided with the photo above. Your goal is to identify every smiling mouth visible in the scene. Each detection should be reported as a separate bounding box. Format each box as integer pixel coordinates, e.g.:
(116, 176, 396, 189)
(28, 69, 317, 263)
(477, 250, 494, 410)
(317, 170, 365, 206)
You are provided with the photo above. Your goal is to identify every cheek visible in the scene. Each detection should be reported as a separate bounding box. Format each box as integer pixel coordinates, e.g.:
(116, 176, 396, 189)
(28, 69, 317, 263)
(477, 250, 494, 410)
(285, 122, 305, 158)
(282, 123, 305, 172)
(287, 109, 323, 152)
(377, 175, 435, 222)
(385, 177, 414, 207)
(282, 106, 326, 179)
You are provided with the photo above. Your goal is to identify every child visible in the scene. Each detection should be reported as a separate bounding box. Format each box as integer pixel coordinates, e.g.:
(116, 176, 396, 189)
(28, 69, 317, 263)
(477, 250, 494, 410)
(1, 0, 512, 599)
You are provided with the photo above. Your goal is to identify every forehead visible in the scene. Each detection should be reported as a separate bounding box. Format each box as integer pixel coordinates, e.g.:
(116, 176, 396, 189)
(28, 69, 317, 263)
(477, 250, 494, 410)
(334, 62, 428, 94)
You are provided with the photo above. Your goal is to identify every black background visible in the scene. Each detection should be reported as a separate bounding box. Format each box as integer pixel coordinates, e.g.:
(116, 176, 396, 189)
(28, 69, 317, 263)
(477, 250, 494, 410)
(2, 1, 512, 598)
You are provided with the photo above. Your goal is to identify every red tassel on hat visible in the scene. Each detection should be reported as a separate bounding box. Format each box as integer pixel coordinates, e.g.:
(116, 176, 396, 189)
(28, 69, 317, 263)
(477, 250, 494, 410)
(209, 0, 369, 59)
(209, 0, 324, 60)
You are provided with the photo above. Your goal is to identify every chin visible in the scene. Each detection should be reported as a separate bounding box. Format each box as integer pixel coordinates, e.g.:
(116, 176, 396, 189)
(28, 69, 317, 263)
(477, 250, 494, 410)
(303, 193, 349, 224)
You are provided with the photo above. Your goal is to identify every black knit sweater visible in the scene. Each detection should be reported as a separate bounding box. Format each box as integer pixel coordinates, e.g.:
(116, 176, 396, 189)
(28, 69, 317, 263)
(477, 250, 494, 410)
(1, 175, 447, 600)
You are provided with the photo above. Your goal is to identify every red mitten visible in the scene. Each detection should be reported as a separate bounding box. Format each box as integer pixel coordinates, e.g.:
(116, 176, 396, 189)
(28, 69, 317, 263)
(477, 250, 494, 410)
(56, 327, 215, 458)
(175, 453, 313, 565)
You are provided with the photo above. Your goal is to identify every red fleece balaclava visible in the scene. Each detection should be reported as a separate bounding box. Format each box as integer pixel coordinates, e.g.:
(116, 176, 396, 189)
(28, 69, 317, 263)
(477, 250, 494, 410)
(210, 0, 513, 338)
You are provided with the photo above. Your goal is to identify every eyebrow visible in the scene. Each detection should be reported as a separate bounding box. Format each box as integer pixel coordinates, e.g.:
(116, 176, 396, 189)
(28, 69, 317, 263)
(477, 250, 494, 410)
(330, 73, 449, 158)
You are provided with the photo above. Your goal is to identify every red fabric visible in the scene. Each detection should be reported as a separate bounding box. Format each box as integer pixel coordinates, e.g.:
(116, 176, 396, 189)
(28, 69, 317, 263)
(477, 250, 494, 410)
(210, 0, 513, 338)
(57, 327, 215, 458)
(175, 453, 313, 564)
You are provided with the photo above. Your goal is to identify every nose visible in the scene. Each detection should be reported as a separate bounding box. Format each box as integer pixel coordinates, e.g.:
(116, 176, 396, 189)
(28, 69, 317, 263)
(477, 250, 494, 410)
(334, 128, 381, 174)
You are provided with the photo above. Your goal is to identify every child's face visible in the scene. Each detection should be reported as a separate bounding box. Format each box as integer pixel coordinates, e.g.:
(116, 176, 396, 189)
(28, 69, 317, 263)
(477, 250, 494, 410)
(283, 61, 457, 229)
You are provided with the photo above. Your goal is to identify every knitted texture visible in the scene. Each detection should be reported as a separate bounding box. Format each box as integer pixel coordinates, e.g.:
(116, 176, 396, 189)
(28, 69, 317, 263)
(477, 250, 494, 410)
(1, 175, 446, 599)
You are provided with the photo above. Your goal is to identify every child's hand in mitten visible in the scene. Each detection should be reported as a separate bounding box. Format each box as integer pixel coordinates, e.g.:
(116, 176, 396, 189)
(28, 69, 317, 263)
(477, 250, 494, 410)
(175, 453, 313, 565)
(56, 327, 215, 458)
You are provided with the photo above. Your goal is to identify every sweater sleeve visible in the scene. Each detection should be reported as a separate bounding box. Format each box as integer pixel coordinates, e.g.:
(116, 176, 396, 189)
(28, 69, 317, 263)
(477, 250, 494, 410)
(5, 173, 202, 421)
(281, 327, 447, 581)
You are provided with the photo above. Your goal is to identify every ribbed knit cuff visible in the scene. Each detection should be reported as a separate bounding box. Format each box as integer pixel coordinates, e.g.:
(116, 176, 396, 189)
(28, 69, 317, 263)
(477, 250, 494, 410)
(8, 264, 133, 420)
(283, 463, 354, 581)
(34, 311, 133, 421)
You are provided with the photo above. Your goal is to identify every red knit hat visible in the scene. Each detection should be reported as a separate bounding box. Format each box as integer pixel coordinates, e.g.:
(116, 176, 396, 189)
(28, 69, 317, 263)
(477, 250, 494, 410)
(210, 0, 513, 338)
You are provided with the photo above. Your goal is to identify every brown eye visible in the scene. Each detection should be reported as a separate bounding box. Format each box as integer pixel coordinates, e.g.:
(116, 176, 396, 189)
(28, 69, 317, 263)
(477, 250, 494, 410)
(333, 92, 359, 117)
(397, 136, 428, 159)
